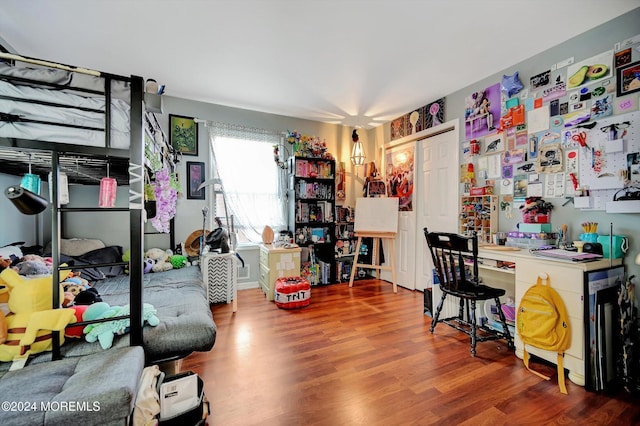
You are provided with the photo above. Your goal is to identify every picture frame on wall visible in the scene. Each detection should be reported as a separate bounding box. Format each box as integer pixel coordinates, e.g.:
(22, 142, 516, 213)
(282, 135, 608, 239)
(187, 161, 205, 200)
(616, 60, 640, 97)
(170, 114, 198, 156)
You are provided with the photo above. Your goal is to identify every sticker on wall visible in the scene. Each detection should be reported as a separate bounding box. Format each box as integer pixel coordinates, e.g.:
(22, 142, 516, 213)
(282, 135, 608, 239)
(483, 133, 505, 154)
(559, 102, 569, 115)
(537, 130, 561, 146)
(615, 48, 632, 68)
(516, 162, 535, 173)
(502, 164, 514, 179)
(529, 133, 539, 159)
(530, 70, 551, 89)
(566, 50, 613, 90)
(536, 143, 563, 173)
(565, 149, 579, 174)
(613, 94, 638, 114)
(591, 94, 613, 120)
(513, 174, 528, 198)
(515, 130, 528, 148)
(542, 74, 566, 101)
(563, 110, 591, 127)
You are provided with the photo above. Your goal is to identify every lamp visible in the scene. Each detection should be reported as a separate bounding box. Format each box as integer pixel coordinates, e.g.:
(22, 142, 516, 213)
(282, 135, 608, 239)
(5, 185, 48, 215)
(350, 129, 365, 166)
(636, 252, 640, 265)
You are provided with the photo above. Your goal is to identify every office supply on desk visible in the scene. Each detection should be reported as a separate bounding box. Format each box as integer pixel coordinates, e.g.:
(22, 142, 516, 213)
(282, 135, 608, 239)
(530, 247, 603, 262)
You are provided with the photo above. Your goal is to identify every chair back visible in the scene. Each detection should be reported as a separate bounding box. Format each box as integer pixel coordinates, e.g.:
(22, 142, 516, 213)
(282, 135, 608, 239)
(424, 229, 479, 291)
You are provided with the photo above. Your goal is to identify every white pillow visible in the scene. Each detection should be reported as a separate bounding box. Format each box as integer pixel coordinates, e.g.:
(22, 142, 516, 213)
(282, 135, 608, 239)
(0, 244, 23, 260)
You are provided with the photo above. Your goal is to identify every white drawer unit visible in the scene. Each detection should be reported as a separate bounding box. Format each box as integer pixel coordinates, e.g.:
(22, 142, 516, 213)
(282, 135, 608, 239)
(259, 244, 301, 301)
(201, 252, 238, 312)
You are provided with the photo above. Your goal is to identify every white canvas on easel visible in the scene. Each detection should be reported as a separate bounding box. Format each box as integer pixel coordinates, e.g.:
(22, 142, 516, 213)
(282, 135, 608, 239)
(350, 197, 399, 292)
(354, 198, 399, 233)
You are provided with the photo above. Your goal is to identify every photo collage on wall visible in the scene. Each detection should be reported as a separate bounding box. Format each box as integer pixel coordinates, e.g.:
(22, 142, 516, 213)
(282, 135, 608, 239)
(461, 32, 640, 212)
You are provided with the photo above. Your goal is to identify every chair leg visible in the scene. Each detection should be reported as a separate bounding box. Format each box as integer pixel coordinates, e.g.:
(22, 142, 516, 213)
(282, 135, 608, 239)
(430, 292, 447, 333)
(494, 297, 515, 349)
(470, 299, 477, 357)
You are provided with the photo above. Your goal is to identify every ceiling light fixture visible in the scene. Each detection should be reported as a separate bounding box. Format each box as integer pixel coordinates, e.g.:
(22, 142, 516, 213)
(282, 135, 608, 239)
(350, 129, 365, 166)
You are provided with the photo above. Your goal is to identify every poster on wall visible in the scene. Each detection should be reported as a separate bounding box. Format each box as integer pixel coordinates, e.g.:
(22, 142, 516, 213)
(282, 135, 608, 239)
(566, 50, 613, 90)
(464, 83, 500, 140)
(385, 144, 415, 211)
(424, 98, 446, 129)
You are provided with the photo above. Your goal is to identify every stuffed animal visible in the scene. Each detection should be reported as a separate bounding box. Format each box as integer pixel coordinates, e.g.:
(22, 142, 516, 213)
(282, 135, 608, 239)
(145, 248, 173, 273)
(74, 287, 103, 305)
(65, 305, 89, 338)
(12, 260, 51, 276)
(82, 302, 160, 349)
(169, 254, 188, 269)
(0, 268, 76, 363)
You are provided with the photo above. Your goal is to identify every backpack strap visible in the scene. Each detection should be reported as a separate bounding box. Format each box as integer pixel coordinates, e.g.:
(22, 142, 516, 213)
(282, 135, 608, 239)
(523, 346, 568, 394)
(556, 353, 567, 394)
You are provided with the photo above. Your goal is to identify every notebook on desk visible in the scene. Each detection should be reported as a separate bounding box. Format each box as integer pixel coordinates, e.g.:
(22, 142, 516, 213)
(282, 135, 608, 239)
(530, 247, 603, 262)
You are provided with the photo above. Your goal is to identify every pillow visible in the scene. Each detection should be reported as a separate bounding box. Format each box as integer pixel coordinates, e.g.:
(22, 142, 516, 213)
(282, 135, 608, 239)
(45, 238, 106, 257)
(61, 246, 125, 281)
(0, 243, 23, 261)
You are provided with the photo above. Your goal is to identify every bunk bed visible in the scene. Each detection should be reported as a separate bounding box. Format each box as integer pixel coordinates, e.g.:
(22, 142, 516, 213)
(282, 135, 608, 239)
(0, 52, 215, 425)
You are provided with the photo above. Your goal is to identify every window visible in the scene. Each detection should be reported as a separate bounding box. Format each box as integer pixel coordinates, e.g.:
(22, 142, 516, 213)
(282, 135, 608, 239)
(206, 124, 286, 243)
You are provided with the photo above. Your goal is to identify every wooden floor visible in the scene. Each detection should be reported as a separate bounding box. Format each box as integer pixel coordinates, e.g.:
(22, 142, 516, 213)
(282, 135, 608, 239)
(180, 280, 640, 426)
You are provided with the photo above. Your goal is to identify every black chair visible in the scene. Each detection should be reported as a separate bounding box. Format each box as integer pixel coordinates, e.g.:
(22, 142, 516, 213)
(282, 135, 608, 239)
(424, 228, 514, 356)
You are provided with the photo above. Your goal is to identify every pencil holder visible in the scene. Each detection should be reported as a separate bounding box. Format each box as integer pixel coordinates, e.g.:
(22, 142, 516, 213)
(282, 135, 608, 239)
(579, 233, 599, 243)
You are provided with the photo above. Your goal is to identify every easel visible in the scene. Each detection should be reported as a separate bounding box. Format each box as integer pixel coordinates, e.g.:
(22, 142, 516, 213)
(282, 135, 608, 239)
(348, 231, 397, 293)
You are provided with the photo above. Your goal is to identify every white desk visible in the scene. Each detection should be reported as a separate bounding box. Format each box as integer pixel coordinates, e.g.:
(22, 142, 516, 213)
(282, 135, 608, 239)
(475, 247, 622, 386)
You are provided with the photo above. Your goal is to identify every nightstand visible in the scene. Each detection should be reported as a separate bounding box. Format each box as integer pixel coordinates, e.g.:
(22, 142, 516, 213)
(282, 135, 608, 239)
(259, 244, 301, 301)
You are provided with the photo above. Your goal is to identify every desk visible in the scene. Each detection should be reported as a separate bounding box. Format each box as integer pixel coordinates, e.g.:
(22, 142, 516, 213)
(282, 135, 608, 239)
(474, 247, 622, 386)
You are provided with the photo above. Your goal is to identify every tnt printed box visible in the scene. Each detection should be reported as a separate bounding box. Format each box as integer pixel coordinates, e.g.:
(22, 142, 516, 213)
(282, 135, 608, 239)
(274, 277, 311, 309)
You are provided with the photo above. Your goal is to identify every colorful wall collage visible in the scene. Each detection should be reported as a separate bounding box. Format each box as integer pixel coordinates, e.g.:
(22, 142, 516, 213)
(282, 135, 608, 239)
(461, 34, 640, 211)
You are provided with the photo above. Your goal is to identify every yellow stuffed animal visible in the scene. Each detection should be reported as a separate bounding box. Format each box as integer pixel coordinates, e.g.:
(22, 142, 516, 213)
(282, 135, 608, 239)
(0, 268, 76, 364)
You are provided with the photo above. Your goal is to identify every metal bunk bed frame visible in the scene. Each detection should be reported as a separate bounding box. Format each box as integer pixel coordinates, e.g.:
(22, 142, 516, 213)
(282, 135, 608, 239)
(0, 52, 145, 359)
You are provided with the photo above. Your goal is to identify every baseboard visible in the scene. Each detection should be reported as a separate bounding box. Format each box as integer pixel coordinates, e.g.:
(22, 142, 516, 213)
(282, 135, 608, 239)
(238, 281, 259, 291)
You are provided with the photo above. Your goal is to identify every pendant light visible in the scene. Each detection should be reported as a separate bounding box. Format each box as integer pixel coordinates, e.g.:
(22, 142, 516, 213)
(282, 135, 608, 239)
(99, 162, 117, 207)
(350, 129, 365, 166)
(20, 153, 41, 195)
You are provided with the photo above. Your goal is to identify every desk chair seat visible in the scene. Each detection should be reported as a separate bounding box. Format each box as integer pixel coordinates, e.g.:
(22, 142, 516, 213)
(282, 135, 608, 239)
(424, 228, 514, 356)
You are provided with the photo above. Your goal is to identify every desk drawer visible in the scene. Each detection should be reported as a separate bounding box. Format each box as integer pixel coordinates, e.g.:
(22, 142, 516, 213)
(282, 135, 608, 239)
(516, 259, 584, 293)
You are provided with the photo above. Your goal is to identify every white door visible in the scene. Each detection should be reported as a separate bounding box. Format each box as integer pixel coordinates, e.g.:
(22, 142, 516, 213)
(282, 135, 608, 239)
(381, 143, 416, 290)
(415, 126, 459, 291)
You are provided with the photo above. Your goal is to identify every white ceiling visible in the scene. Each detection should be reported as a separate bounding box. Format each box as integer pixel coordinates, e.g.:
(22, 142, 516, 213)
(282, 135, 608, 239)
(1, 1, 638, 129)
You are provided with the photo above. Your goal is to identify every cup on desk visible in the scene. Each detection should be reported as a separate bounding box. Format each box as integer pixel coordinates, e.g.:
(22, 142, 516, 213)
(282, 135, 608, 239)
(496, 232, 507, 246)
(573, 241, 585, 253)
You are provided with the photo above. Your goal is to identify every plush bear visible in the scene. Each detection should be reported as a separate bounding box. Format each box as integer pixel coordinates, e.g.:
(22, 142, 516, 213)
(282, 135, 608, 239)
(144, 248, 173, 273)
(82, 302, 160, 349)
(0, 268, 76, 363)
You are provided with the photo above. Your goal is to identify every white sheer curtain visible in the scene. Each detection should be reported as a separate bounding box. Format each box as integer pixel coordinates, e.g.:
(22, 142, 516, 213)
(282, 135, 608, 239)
(203, 122, 287, 242)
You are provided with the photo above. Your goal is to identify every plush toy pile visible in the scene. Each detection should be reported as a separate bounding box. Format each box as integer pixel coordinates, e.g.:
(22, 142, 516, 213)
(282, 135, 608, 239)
(82, 302, 160, 349)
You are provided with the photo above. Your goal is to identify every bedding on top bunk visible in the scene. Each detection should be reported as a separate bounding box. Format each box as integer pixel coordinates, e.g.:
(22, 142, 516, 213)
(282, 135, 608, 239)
(0, 78, 131, 148)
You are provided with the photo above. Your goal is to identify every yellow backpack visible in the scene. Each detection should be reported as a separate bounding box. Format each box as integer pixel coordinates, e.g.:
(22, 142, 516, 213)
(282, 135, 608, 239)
(517, 274, 571, 394)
